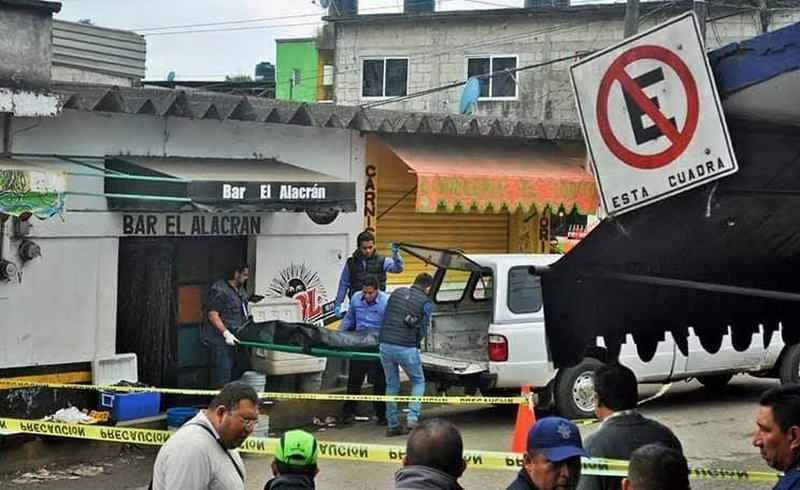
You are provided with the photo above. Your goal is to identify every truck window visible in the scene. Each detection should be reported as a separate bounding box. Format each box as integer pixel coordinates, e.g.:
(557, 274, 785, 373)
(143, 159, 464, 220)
(435, 269, 470, 303)
(508, 266, 543, 313)
(473, 273, 493, 301)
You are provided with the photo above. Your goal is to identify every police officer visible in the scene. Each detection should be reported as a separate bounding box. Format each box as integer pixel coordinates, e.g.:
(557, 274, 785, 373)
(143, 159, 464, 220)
(333, 231, 403, 317)
(204, 264, 251, 388)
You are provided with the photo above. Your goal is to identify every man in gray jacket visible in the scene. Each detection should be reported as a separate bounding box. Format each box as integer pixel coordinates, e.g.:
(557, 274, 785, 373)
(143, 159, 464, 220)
(152, 381, 259, 490)
(395, 418, 466, 490)
(379, 273, 434, 436)
(577, 363, 683, 490)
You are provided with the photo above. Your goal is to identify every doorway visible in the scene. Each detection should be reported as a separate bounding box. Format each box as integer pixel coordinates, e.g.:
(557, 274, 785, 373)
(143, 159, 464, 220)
(117, 237, 248, 388)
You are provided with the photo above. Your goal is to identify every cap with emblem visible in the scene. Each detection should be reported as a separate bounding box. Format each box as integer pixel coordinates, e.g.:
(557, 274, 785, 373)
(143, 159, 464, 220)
(527, 417, 587, 462)
(275, 430, 319, 470)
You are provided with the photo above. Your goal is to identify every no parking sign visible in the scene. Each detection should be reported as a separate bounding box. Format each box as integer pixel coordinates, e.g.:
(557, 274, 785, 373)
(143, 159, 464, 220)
(571, 12, 737, 216)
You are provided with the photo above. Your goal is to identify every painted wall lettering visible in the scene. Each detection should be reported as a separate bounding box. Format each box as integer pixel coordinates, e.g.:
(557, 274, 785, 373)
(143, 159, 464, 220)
(364, 164, 377, 233)
(121, 214, 262, 236)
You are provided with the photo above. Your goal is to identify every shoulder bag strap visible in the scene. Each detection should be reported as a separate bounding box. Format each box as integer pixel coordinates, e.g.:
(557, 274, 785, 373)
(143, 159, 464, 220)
(189, 423, 245, 483)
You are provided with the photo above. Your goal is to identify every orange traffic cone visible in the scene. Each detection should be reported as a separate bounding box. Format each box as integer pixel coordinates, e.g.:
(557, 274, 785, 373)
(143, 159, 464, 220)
(511, 385, 536, 452)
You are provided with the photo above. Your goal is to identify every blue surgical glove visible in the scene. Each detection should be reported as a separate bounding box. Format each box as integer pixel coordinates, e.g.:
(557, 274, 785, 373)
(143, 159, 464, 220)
(391, 242, 400, 255)
(334, 304, 345, 319)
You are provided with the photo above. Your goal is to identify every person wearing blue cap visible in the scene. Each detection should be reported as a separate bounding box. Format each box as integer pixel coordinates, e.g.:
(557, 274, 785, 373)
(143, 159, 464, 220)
(506, 417, 588, 490)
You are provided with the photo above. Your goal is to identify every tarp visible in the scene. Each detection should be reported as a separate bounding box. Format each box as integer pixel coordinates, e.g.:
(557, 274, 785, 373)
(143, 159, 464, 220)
(709, 21, 800, 96)
(542, 119, 800, 367)
(238, 320, 380, 352)
(0, 160, 65, 219)
(382, 134, 599, 214)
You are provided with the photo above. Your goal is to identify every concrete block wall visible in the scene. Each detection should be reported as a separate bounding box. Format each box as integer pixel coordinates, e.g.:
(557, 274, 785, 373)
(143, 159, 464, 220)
(333, 9, 800, 123)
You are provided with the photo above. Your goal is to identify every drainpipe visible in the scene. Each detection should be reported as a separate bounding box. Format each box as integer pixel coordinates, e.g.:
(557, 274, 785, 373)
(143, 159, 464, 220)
(2, 112, 11, 155)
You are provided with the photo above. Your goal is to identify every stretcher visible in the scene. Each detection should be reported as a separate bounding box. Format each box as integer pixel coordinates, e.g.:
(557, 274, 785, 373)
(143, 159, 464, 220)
(238, 340, 380, 361)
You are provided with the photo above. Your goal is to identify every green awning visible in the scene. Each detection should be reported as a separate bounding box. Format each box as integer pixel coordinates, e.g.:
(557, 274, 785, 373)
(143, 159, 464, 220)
(0, 161, 65, 219)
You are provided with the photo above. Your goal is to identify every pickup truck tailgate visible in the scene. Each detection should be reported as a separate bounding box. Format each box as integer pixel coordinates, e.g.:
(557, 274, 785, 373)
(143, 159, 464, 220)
(421, 352, 489, 376)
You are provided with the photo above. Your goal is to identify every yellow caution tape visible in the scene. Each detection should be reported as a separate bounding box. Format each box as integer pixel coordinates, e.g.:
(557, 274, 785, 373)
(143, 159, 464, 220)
(0, 379, 525, 405)
(0, 417, 782, 482)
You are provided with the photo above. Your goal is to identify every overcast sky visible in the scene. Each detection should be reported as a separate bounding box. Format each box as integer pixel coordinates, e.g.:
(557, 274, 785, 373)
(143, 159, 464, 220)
(56, 0, 525, 81)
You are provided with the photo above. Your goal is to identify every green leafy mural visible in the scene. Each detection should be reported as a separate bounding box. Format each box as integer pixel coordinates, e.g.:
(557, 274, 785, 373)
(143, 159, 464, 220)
(0, 168, 65, 218)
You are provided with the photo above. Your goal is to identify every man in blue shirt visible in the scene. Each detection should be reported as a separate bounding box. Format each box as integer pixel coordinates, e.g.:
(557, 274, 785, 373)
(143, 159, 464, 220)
(334, 231, 403, 316)
(753, 384, 800, 490)
(339, 275, 389, 425)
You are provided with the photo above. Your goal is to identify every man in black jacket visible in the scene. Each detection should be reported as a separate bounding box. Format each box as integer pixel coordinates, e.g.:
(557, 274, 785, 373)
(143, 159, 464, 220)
(379, 273, 434, 436)
(577, 363, 683, 490)
(334, 230, 403, 316)
(394, 418, 466, 490)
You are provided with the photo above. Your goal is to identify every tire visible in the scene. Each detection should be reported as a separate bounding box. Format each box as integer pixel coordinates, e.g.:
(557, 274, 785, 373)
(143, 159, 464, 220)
(779, 344, 800, 384)
(554, 357, 604, 420)
(697, 374, 733, 391)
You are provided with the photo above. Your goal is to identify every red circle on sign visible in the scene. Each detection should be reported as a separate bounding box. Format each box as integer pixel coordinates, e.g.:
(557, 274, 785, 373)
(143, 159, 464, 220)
(596, 45, 700, 170)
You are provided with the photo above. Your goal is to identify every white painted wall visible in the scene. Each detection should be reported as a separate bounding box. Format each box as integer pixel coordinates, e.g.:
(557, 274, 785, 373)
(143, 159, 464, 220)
(0, 233, 118, 368)
(0, 110, 367, 370)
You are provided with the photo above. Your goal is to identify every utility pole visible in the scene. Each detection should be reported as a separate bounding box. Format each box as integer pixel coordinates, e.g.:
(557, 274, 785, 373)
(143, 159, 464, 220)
(694, 0, 708, 44)
(624, 0, 640, 37)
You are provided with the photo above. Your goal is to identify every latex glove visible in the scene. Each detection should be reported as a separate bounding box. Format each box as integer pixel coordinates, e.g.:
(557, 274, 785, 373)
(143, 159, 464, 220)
(223, 330, 239, 346)
(391, 242, 400, 255)
(334, 304, 344, 319)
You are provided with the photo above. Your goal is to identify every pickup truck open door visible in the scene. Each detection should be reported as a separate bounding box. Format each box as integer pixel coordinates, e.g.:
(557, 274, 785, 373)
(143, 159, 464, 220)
(396, 243, 494, 384)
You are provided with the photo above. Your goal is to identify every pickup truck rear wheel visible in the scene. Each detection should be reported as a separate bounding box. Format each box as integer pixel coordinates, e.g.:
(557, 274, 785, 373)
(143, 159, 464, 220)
(697, 374, 733, 391)
(554, 358, 603, 420)
(779, 343, 800, 384)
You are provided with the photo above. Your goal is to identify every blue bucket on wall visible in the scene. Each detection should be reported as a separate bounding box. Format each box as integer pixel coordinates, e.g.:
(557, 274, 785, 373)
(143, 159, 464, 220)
(167, 407, 199, 431)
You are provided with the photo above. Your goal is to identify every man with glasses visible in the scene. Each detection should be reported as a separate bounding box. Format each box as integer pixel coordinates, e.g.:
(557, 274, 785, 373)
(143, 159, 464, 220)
(152, 381, 259, 490)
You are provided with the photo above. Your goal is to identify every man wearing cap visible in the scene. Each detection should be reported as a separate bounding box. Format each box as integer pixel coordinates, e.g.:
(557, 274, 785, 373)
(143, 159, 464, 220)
(264, 430, 320, 490)
(507, 417, 588, 490)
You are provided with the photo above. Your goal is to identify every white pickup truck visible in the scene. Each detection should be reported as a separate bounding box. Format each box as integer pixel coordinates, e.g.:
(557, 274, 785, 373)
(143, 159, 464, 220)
(401, 244, 800, 419)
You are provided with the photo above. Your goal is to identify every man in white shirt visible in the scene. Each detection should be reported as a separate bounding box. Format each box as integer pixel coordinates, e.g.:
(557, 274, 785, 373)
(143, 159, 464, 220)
(152, 381, 259, 490)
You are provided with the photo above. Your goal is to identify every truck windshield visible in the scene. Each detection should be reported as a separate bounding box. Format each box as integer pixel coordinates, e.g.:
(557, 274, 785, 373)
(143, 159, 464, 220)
(508, 266, 543, 313)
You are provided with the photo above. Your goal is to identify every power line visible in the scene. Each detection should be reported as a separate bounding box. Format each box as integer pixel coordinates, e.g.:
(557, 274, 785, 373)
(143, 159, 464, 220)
(134, 12, 325, 32)
(360, 51, 586, 109)
(142, 21, 325, 37)
(448, 0, 522, 8)
(133, 5, 399, 32)
(272, 21, 586, 90)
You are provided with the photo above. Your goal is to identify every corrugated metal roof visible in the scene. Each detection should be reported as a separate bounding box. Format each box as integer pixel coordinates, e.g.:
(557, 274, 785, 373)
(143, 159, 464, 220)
(51, 82, 583, 141)
(53, 20, 145, 80)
